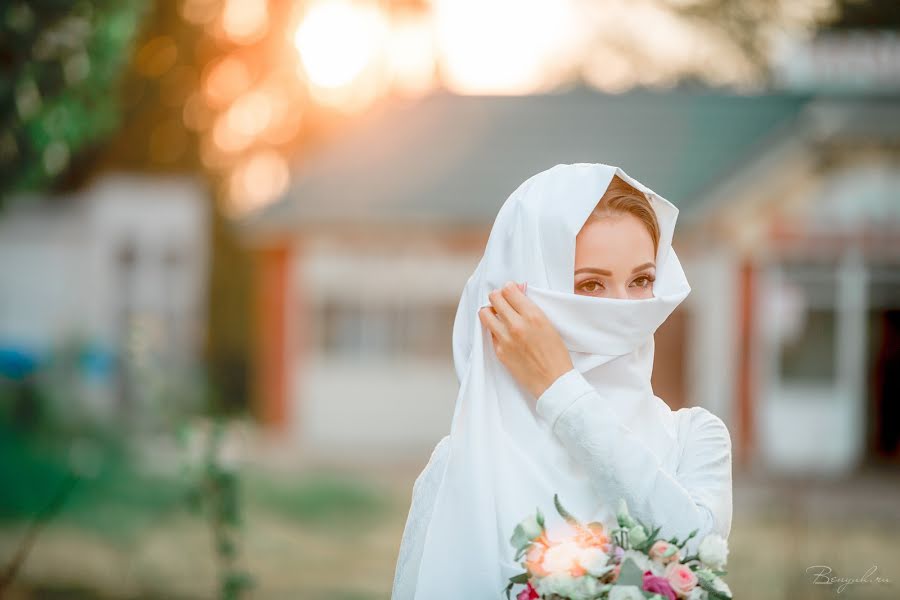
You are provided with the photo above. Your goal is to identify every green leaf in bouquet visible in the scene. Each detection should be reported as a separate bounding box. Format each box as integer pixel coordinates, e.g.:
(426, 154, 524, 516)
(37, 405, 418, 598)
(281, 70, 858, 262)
(553, 493, 583, 530)
(628, 524, 648, 548)
(514, 544, 530, 562)
(617, 557, 644, 587)
(510, 512, 544, 551)
(616, 498, 638, 529)
(696, 568, 733, 600)
(676, 528, 699, 550)
(504, 572, 530, 600)
(634, 525, 661, 552)
(536, 506, 545, 529)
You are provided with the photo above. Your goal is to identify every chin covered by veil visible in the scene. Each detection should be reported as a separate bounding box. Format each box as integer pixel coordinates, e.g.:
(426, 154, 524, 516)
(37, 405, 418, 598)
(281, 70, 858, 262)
(410, 163, 692, 599)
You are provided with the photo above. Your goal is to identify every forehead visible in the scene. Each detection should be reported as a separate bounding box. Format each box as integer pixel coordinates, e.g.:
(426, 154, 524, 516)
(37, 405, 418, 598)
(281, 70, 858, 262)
(575, 213, 656, 254)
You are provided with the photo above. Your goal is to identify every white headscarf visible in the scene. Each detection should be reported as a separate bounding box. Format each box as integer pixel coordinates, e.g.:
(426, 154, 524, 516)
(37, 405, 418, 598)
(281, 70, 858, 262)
(412, 163, 692, 598)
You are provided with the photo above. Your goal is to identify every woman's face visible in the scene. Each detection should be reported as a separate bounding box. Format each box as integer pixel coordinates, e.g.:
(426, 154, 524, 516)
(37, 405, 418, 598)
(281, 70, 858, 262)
(574, 212, 656, 299)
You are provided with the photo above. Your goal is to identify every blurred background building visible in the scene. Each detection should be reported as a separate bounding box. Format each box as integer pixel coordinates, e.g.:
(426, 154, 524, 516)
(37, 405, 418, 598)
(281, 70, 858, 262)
(1, 0, 898, 598)
(240, 90, 900, 476)
(0, 174, 209, 425)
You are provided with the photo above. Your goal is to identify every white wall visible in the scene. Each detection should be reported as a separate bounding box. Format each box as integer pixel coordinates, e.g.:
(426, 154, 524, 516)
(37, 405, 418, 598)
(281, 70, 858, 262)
(682, 250, 740, 429)
(290, 243, 479, 461)
(0, 173, 210, 418)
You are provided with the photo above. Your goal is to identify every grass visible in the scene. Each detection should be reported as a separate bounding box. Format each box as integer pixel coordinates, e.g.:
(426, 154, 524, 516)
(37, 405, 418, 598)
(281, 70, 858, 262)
(0, 423, 188, 543)
(244, 468, 390, 534)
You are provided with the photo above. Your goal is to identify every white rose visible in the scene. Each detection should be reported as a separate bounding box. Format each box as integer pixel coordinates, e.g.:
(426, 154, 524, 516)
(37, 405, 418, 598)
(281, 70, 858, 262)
(572, 575, 603, 599)
(609, 585, 644, 600)
(510, 514, 543, 550)
(621, 550, 664, 577)
(698, 534, 729, 570)
(535, 573, 603, 600)
(578, 546, 612, 577)
(534, 573, 576, 598)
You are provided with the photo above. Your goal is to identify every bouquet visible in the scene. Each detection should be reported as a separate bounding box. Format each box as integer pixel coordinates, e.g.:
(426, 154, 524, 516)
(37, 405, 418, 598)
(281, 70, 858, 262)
(505, 495, 732, 600)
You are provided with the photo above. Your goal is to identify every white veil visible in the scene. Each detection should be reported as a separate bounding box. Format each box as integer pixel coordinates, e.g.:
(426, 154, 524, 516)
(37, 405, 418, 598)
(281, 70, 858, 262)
(412, 163, 692, 598)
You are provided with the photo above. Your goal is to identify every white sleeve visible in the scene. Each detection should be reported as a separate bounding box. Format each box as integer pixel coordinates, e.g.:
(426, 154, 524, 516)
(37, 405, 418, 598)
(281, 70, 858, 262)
(536, 368, 733, 550)
(391, 435, 451, 600)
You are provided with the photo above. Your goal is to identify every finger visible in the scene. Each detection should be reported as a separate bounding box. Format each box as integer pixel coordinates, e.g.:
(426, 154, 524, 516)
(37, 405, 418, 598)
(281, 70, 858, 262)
(501, 281, 535, 316)
(478, 305, 508, 341)
(489, 285, 524, 330)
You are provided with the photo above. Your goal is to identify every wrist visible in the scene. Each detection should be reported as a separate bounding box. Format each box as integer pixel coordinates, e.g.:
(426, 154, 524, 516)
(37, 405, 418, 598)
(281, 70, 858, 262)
(535, 368, 595, 429)
(535, 363, 575, 399)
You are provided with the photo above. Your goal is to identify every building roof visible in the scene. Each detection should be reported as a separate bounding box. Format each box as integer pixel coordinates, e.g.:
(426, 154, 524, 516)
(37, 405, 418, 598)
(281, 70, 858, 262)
(241, 85, 814, 235)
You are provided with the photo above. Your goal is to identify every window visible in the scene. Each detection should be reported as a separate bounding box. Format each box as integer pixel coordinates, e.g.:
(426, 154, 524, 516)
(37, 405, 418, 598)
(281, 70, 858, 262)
(778, 307, 837, 383)
(774, 261, 838, 385)
(317, 300, 456, 360)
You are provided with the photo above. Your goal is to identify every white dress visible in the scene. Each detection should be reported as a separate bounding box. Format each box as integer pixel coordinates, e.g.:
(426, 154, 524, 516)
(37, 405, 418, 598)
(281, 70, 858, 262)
(390, 367, 733, 600)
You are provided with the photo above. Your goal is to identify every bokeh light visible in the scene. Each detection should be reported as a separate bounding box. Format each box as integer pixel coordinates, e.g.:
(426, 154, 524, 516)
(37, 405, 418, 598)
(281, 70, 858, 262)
(226, 90, 274, 138)
(432, 0, 578, 94)
(135, 35, 179, 78)
(179, 0, 219, 26)
(202, 56, 252, 108)
(293, 1, 389, 89)
(221, 0, 269, 44)
(386, 13, 437, 96)
(226, 149, 290, 217)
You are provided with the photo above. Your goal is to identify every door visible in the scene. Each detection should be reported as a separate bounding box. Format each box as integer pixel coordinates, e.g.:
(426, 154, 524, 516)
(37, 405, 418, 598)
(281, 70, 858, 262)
(758, 248, 867, 476)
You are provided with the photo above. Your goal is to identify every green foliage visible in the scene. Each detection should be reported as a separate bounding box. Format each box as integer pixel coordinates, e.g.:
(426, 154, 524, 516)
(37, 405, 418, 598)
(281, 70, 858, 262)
(0, 0, 147, 202)
(503, 572, 530, 599)
(245, 470, 388, 532)
(181, 417, 255, 599)
(1, 341, 256, 599)
(553, 493, 579, 527)
(617, 557, 644, 587)
(0, 409, 187, 542)
(0, 421, 72, 520)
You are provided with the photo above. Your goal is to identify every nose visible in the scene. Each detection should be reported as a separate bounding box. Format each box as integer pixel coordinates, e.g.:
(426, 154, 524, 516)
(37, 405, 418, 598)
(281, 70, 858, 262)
(608, 285, 629, 300)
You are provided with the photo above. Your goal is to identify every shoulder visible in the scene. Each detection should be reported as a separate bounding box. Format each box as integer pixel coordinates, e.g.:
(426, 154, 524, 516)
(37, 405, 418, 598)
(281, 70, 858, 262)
(677, 406, 729, 436)
(675, 407, 732, 455)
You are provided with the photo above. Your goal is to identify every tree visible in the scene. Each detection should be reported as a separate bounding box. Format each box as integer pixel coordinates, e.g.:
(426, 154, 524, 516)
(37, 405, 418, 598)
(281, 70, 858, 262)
(0, 1, 146, 204)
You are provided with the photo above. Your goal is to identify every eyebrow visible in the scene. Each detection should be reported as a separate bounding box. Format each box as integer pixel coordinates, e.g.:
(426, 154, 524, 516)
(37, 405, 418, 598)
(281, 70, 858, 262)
(575, 262, 655, 276)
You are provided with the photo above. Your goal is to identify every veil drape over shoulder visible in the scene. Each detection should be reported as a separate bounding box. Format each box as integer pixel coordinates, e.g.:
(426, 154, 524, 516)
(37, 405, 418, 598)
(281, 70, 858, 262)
(400, 163, 692, 599)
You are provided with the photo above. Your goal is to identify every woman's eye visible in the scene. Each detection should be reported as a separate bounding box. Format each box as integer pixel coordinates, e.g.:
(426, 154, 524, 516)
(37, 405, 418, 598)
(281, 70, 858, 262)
(631, 275, 654, 288)
(580, 280, 602, 292)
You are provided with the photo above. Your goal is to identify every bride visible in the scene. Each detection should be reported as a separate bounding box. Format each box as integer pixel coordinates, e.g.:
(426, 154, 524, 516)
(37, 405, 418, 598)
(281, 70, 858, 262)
(391, 163, 732, 599)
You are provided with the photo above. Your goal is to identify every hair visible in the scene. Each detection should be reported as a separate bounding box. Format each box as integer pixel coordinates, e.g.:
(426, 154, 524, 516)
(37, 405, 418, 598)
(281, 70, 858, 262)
(585, 174, 660, 256)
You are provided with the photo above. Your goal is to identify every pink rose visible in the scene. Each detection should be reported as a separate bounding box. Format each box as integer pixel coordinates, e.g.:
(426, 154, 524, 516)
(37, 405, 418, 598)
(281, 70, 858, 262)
(517, 580, 539, 600)
(664, 562, 698, 598)
(649, 540, 680, 564)
(642, 570, 677, 600)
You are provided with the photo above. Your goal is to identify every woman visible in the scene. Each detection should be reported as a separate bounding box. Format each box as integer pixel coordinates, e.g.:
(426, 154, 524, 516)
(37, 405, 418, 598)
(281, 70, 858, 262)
(391, 163, 732, 599)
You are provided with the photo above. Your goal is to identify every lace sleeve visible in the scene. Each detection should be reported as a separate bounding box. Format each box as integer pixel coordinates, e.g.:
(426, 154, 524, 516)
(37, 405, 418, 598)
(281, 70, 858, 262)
(536, 369, 733, 551)
(391, 434, 451, 600)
